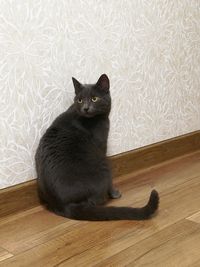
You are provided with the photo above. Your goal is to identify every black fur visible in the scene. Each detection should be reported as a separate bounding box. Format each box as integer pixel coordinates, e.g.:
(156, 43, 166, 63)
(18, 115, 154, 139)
(35, 74, 159, 221)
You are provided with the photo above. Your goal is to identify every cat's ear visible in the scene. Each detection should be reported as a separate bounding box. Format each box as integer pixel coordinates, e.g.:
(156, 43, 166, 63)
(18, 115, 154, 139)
(72, 77, 82, 95)
(96, 74, 110, 93)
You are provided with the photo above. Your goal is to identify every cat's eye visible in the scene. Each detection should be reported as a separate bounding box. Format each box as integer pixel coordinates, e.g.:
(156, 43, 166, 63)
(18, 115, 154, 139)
(91, 96, 99, 102)
(77, 98, 83, 104)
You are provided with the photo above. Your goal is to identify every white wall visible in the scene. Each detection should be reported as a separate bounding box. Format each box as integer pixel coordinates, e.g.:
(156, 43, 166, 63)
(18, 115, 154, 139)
(0, 0, 200, 189)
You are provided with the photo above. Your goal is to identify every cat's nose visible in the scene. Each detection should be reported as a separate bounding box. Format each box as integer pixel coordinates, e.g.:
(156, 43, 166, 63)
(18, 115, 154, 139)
(83, 107, 89, 112)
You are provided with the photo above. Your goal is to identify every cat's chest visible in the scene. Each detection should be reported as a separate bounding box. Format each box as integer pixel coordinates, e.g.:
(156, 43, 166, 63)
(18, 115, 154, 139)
(92, 121, 109, 141)
(86, 118, 109, 153)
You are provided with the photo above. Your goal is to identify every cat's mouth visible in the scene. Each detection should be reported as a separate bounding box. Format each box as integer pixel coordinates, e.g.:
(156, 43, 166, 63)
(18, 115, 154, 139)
(82, 111, 94, 118)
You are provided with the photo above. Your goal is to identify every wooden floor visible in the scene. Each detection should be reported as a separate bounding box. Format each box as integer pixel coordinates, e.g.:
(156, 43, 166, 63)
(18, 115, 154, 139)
(1, 151, 200, 267)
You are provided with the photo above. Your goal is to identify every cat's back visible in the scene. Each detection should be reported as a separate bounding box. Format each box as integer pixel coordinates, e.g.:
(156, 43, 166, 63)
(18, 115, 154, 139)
(36, 105, 91, 163)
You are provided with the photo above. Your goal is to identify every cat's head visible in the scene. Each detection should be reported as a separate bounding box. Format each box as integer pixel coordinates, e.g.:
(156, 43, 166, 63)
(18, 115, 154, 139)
(72, 74, 111, 118)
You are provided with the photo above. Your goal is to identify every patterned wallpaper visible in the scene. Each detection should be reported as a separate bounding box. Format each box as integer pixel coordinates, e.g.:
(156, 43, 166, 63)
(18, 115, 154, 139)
(0, 0, 200, 189)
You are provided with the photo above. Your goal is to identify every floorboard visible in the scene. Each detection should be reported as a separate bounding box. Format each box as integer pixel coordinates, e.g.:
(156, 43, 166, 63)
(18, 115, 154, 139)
(95, 219, 200, 267)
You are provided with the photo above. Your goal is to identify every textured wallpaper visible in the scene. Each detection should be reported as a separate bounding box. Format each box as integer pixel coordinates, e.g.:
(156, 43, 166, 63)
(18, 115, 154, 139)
(0, 0, 200, 189)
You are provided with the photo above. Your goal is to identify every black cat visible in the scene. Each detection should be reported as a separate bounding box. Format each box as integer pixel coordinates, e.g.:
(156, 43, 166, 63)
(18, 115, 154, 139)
(35, 74, 159, 221)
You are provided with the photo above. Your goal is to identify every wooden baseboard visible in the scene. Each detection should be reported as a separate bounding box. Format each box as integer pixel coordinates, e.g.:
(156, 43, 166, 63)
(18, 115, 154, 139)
(0, 180, 38, 218)
(1, 130, 200, 218)
(111, 130, 200, 177)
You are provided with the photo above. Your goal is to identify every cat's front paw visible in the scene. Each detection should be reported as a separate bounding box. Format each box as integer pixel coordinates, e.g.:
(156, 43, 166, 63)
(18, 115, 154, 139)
(109, 188, 122, 199)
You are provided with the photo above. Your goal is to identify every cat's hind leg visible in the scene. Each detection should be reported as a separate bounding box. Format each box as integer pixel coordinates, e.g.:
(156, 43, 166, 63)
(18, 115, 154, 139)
(87, 194, 108, 206)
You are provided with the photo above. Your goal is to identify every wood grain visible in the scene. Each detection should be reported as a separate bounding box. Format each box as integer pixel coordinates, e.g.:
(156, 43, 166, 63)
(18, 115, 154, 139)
(0, 151, 200, 266)
(0, 207, 78, 255)
(96, 220, 200, 267)
(191, 259, 200, 267)
(1, 130, 199, 219)
(0, 248, 13, 262)
(187, 211, 200, 224)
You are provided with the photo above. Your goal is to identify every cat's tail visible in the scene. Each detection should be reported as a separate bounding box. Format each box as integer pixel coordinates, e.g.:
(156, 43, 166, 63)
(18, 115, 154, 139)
(59, 190, 159, 221)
